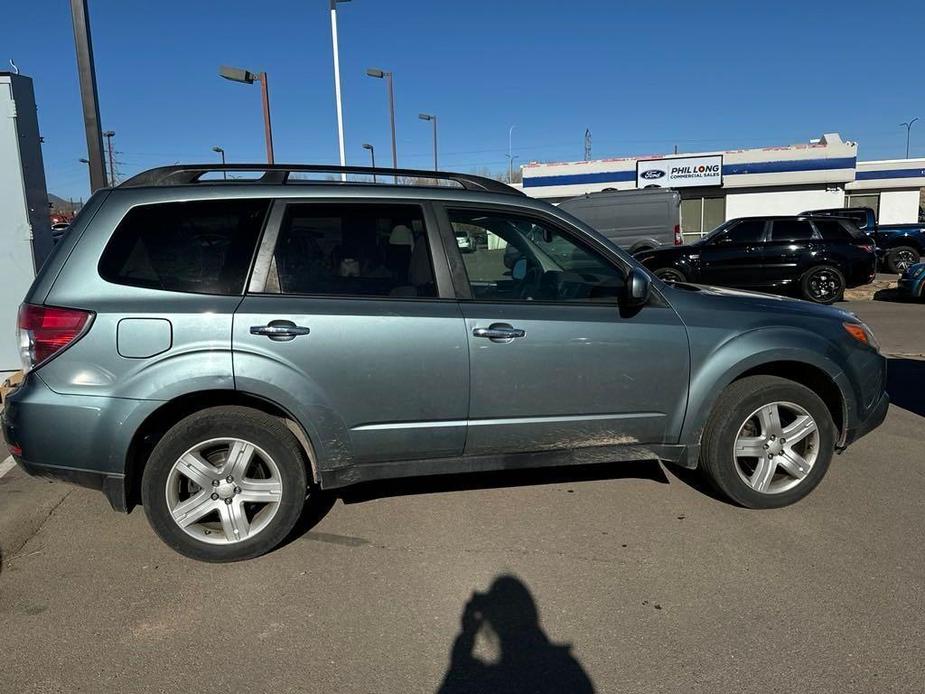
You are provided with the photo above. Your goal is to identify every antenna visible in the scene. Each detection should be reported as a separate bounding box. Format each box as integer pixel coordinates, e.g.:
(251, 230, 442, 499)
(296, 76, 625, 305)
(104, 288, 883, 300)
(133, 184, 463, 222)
(584, 129, 592, 160)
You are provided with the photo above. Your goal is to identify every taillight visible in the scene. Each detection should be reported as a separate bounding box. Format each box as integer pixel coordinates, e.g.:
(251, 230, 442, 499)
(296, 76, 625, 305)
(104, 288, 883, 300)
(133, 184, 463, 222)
(858, 243, 876, 254)
(673, 224, 682, 246)
(17, 304, 92, 372)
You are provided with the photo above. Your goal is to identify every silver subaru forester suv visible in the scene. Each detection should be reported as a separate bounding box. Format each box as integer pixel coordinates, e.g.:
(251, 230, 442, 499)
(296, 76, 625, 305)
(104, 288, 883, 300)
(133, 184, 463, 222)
(3, 164, 888, 561)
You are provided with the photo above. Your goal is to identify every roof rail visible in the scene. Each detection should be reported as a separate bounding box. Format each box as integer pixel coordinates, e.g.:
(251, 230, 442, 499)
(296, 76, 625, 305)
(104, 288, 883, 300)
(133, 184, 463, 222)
(118, 163, 524, 196)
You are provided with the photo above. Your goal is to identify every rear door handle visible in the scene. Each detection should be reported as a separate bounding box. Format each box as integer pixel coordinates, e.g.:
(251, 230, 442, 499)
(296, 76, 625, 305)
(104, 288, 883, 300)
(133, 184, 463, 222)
(250, 320, 310, 342)
(472, 324, 526, 342)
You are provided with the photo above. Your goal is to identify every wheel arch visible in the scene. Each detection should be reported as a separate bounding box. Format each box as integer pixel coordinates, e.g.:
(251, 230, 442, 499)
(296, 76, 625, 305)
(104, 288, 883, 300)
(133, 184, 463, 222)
(123, 390, 319, 513)
(678, 332, 852, 460)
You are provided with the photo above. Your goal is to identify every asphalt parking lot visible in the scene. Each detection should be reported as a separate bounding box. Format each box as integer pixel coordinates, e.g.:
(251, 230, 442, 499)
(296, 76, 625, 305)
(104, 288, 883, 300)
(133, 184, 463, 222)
(0, 299, 922, 693)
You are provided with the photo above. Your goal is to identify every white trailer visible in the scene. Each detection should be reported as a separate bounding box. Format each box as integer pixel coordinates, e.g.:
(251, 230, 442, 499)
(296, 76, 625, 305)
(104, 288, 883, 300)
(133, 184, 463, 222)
(0, 72, 53, 373)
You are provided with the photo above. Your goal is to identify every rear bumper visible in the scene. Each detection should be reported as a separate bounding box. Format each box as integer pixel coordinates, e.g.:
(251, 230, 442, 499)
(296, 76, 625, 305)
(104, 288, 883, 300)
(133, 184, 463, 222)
(1, 372, 158, 512)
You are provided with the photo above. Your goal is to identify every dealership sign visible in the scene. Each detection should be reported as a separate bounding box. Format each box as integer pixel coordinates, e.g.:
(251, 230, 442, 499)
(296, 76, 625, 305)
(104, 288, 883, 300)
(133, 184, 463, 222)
(636, 155, 723, 188)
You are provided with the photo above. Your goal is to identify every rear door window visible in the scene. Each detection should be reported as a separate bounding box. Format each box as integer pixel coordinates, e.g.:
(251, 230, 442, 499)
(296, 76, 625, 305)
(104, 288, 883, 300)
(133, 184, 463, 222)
(99, 199, 270, 294)
(769, 220, 815, 242)
(271, 203, 437, 298)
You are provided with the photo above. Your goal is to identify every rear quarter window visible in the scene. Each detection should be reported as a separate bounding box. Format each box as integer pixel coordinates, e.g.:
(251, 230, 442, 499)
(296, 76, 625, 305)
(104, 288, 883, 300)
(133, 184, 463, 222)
(813, 219, 860, 241)
(99, 199, 269, 294)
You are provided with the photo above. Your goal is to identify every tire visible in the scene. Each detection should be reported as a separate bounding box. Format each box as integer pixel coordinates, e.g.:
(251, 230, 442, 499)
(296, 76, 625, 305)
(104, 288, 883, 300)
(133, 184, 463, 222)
(141, 406, 309, 562)
(885, 246, 920, 274)
(700, 376, 835, 509)
(800, 265, 844, 304)
(654, 267, 687, 283)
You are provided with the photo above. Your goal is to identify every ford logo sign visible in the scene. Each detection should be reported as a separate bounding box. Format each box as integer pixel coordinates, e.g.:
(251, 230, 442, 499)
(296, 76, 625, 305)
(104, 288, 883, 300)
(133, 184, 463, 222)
(641, 169, 666, 180)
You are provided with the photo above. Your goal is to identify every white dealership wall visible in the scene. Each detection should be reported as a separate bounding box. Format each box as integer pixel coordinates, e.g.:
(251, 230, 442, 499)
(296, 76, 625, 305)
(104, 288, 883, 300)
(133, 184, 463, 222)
(724, 188, 845, 218)
(522, 134, 925, 228)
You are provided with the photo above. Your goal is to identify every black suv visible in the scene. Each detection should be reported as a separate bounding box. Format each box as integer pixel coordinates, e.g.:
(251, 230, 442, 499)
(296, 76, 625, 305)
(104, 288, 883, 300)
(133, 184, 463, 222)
(635, 215, 877, 303)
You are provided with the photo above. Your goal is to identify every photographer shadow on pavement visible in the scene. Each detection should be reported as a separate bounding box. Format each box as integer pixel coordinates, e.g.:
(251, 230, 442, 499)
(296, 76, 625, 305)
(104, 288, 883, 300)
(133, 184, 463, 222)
(438, 574, 595, 694)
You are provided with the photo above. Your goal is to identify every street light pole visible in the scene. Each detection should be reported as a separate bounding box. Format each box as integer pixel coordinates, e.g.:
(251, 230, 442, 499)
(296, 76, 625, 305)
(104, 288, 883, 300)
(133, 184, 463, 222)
(507, 125, 516, 183)
(102, 130, 115, 186)
(901, 118, 919, 159)
(362, 143, 376, 182)
(330, 0, 350, 181)
(219, 65, 275, 164)
(418, 113, 437, 171)
(366, 68, 397, 182)
(69, 0, 107, 192)
(212, 146, 226, 179)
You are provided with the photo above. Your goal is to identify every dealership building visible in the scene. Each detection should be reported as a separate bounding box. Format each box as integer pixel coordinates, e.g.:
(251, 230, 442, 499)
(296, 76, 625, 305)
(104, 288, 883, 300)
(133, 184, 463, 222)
(520, 133, 925, 240)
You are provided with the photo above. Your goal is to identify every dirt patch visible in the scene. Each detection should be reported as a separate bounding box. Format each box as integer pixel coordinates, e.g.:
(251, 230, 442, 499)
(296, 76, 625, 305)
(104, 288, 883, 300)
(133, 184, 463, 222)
(843, 277, 898, 302)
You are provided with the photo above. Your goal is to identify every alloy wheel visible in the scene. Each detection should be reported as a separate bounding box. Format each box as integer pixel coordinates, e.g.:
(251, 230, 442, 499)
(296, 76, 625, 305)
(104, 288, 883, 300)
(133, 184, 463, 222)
(165, 437, 283, 545)
(893, 249, 917, 272)
(732, 401, 820, 494)
(807, 268, 842, 302)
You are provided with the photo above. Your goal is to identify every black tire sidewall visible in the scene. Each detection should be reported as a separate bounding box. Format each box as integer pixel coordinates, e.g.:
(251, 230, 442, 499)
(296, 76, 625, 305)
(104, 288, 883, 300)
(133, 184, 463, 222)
(141, 407, 308, 562)
(701, 376, 835, 509)
(655, 267, 687, 283)
(801, 265, 844, 304)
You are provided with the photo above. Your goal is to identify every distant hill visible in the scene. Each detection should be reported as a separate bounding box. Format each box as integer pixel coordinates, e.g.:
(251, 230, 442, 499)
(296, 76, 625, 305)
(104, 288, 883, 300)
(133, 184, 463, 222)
(48, 193, 82, 217)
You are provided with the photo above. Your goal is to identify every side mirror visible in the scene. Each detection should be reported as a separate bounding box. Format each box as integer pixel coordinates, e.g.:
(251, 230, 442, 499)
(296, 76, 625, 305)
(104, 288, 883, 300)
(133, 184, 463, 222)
(624, 267, 651, 308)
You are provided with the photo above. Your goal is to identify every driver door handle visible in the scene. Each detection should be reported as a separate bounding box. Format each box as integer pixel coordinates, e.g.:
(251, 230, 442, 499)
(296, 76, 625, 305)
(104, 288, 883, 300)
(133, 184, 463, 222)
(473, 324, 526, 341)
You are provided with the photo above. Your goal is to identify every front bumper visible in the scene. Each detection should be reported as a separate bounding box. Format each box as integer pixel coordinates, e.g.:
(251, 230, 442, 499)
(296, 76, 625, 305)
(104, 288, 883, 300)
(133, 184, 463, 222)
(898, 274, 925, 298)
(843, 390, 889, 447)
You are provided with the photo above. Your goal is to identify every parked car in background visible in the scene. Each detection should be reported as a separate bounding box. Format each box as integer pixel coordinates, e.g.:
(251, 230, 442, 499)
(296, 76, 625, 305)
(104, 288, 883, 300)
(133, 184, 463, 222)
(557, 188, 682, 253)
(635, 215, 877, 304)
(454, 228, 475, 253)
(3, 164, 887, 562)
(898, 262, 925, 299)
(50, 221, 70, 243)
(805, 207, 925, 273)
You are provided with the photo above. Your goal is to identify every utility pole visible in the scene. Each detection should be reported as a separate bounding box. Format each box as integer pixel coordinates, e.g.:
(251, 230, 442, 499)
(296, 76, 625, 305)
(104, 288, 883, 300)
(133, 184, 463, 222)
(103, 130, 115, 186)
(584, 128, 591, 160)
(69, 0, 107, 192)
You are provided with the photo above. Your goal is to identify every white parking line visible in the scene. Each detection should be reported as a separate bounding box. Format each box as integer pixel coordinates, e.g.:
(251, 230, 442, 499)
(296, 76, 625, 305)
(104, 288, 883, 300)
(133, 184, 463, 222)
(0, 456, 15, 480)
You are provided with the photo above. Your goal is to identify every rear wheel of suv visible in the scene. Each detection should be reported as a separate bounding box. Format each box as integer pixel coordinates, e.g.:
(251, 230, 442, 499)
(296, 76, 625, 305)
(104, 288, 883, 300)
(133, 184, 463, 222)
(700, 376, 835, 508)
(654, 267, 687, 284)
(885, 246, 919, 274)
(800, 265, 844, 304)
(141, 406, 308, 562)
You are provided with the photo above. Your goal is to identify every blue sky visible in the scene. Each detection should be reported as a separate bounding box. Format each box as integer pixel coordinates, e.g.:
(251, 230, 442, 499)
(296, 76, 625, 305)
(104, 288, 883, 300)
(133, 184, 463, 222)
(2, 0, 923, 200)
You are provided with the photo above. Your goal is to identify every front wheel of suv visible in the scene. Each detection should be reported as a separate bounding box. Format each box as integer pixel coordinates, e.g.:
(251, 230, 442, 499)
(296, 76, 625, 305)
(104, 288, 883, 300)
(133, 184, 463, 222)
(699, 376, 835, 508)
(141, 406, 309, 562)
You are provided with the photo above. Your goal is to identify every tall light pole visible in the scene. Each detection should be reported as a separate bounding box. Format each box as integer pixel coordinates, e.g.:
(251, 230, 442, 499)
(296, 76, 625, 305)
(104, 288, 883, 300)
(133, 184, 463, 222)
(418, 113, 437, 171)
(362, 143, 376, 182)
(69, 0, 107, 192)
(212, 146, 226, 179)
(330, 0, 350, 180)
(901, 118, 919, 159)
(506, 125, 517, 183)
(102, 130, 116, 186)
(366, 67, 397, 182)
(219, 65, 275, 164)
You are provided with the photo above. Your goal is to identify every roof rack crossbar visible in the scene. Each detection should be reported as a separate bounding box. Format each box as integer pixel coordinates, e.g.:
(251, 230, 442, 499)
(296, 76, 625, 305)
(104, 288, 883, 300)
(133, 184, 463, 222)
(118, 163, 523, 196)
